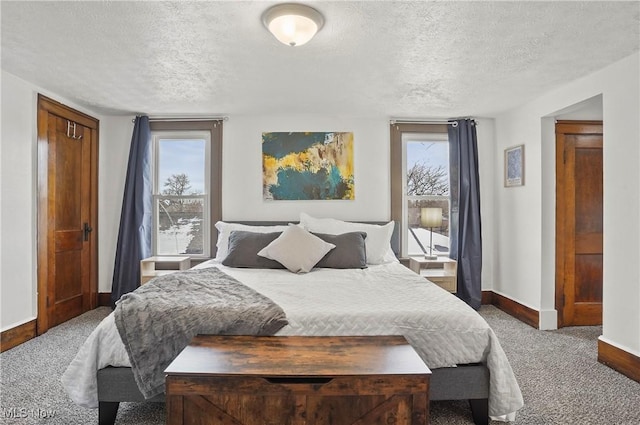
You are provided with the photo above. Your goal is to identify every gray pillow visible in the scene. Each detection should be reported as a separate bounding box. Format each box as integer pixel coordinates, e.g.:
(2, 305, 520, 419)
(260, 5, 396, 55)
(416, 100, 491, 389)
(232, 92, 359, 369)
(313, 232, 368, 269)
(222, 231, 285, 269)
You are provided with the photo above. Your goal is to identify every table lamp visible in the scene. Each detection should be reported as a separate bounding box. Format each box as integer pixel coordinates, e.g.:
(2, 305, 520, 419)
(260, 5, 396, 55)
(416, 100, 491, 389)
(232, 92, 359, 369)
(421, 207, 442, 260)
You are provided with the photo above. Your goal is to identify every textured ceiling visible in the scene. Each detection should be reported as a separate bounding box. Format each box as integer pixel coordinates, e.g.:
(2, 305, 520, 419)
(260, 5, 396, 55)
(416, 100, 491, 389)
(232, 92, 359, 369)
(1, 1, 638, 118)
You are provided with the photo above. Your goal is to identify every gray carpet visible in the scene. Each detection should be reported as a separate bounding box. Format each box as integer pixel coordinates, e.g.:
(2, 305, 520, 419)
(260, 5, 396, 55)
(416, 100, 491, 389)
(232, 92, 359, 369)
(1, 306, 639, 424)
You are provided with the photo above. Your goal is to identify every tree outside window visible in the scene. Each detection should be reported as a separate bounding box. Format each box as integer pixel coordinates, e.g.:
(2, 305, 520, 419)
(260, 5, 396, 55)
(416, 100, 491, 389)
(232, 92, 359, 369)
(406, 141, 450, 256)
(153, 136, 208, 256)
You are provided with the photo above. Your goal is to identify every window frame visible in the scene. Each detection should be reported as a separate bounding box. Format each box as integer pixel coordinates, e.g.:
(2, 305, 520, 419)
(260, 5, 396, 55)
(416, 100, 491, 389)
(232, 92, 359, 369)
(150, 120, 222, 259)
(390, 123, 449, 258)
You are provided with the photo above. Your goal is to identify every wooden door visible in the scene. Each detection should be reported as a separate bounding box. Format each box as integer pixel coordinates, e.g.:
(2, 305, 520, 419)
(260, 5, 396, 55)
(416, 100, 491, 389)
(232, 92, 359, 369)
(556, 121, 603, 327)
(37, 95, 98, 333)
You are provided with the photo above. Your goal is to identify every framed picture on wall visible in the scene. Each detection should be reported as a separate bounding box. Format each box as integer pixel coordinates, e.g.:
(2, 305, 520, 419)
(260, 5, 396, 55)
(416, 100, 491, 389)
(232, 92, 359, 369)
(504, 144, 524, 187)
(262, 132, 355, 200)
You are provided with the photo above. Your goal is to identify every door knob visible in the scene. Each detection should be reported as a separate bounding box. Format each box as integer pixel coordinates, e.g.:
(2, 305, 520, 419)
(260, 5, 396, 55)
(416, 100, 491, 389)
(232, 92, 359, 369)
(83, 222, 93, 241)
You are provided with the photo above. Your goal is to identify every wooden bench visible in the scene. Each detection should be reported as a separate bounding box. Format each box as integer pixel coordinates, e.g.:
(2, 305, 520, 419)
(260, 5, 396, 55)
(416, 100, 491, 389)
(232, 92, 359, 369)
(165, 335, 431, 425)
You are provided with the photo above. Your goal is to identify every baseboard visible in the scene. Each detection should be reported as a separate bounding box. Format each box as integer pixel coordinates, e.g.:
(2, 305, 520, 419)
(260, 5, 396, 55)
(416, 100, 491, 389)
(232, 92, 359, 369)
(98, 292, 112, 307)
(481, 290, 493, 305)
(488, 291, 539, 329)
(598, 339, 640, 383)
(1, 295, 111, 352)
(1, 319, 37, 353)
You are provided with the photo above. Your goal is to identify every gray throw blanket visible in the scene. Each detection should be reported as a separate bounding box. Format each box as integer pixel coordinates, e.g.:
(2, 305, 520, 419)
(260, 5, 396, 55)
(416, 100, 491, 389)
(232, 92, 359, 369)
(114, 267, 288, 399)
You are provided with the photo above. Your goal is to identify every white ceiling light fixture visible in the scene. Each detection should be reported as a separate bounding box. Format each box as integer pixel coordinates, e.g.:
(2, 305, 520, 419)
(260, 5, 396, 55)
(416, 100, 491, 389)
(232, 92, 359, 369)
(262, 3, 324, 47)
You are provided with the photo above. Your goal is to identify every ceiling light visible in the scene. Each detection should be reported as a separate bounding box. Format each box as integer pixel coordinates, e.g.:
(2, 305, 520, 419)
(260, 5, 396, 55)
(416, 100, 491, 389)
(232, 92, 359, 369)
(262, 3, 324, 47)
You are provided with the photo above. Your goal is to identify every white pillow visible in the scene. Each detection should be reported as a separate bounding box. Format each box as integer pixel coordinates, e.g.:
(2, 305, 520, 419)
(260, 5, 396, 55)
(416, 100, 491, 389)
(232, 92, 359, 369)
(214, 221, 289, 260)
(299, 213, 396, 265)
(258, 224, 335, 273)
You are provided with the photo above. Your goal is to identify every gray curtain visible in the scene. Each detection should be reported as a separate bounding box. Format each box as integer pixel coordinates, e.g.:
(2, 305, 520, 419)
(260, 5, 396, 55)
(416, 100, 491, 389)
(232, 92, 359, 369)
(111, 116, 152, 308)
(448, 119, 482, 309)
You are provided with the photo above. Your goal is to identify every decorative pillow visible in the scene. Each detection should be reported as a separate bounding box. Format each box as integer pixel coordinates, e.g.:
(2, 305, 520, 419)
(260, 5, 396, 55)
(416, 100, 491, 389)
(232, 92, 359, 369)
(299, 213, 396, 264)
(313, 232, 368, 269)
(214, 221, 289, 261)
(258, 225, 335, 273)
(222, 231, 285, 269)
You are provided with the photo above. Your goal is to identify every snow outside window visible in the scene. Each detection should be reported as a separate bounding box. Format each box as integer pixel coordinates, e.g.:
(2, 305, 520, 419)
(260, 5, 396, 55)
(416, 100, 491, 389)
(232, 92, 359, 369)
(402, 133, 450, 257)
(152, 131, 211, 257)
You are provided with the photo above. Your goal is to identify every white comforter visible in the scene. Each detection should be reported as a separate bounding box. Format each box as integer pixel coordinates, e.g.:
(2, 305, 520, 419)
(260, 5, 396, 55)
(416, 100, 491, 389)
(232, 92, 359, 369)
(62, 262, 523, 419)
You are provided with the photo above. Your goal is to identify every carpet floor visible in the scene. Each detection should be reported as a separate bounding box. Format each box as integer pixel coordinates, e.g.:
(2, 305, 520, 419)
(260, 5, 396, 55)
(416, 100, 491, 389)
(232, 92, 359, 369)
(1, 305, 639, 424)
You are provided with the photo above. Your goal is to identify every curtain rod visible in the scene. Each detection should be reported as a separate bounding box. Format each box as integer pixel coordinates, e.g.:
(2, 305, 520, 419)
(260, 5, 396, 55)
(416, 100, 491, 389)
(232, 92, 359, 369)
(148, 116, 228, 122)
(390, 118, 477, 127)
(132, 116, 229, 123)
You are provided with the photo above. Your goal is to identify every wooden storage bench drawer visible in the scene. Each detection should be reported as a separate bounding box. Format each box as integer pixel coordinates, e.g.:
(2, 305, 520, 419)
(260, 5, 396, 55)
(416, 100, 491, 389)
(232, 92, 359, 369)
(165, 335, 431, 425)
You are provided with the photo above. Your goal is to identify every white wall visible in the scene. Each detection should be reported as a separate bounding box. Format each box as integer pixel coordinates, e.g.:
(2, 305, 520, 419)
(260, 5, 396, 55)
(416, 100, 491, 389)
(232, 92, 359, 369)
(1, 72, 40, 330)
(0, 71, 117, 330)
(223, 115, 391, 222)
(494, 52, 640, 355)
(0, 78, 3, 331)
(97, 116, 134, 293)
(476, 118, 496, 291)
(494, 114, 543, 310)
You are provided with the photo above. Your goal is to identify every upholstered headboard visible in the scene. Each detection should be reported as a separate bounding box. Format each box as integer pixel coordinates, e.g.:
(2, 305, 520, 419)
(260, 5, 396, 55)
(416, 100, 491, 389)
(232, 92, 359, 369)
(226, 221, 401, 257)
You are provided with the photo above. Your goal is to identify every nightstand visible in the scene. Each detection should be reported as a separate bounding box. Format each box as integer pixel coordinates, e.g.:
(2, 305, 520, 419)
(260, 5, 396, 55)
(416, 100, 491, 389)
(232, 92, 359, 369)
(409, 257, 457, 293)
(140, 256, 191, 284)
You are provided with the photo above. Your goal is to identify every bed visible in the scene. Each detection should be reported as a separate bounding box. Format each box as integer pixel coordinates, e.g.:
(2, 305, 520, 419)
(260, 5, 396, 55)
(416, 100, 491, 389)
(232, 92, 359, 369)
(62, 218, 523, 425)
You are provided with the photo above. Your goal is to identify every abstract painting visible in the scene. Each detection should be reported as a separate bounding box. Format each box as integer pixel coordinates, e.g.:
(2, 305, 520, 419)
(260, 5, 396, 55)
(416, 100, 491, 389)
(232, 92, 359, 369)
(263, 132, 354, 200)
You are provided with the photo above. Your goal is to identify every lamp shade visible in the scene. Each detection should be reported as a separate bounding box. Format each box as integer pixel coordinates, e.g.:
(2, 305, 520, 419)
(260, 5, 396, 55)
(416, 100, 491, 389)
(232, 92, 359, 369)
(421, 207, 443, 228)
(262, 3, 324, 47)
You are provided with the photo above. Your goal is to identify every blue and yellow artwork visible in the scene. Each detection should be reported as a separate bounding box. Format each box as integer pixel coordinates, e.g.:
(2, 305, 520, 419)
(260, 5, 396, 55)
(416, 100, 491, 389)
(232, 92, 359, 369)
(262, 132, 354, 200)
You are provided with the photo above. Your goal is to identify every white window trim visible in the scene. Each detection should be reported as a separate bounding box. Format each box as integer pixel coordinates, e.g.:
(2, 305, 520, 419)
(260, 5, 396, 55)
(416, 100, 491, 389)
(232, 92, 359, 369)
(151, 130, 211, 258)
(401, 132, 449, 257)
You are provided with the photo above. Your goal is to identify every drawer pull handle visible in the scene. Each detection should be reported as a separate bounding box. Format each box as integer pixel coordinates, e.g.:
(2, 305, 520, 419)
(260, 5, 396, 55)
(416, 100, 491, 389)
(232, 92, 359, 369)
(264, 377, 333, 385)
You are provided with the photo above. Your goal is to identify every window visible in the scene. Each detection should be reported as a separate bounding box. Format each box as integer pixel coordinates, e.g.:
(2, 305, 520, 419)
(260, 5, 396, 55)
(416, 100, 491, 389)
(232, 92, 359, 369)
(150, 121, 222, 258)
(403, 133, 450, 257)
(390, 124, 450, 258)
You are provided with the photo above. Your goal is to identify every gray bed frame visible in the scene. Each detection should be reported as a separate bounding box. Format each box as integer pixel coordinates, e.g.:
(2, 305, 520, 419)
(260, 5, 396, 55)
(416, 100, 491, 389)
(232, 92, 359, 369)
(97, 221, 490, 425)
